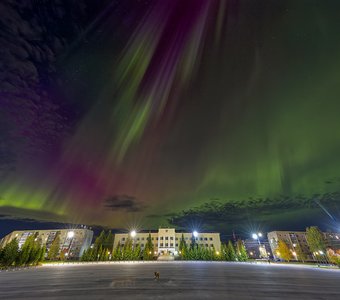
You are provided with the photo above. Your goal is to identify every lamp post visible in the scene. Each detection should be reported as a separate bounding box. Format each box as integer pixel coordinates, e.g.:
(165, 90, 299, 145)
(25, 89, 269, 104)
(192, 231, 198, 248)
(130, 230, 136, 250)
(252, 232, 263, 258)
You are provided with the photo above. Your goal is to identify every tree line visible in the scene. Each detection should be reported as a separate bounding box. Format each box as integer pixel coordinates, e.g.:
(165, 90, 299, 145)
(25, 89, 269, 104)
(81, 231, 248, 262)
(0, 234, 45, 269)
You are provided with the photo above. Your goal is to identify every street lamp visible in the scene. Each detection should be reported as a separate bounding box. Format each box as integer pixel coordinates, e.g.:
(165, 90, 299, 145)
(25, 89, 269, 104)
(193, 231, 198, 238)
(130, 230, 137, 250)
(252, 232, 262, 245)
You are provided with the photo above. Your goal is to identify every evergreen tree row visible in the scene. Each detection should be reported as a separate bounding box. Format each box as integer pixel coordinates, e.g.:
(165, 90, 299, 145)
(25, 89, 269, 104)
(81, 230, 115, 261)
(81, 232, 248, 262)
(0, 235, 45, 269)
(178, 234, 248, 262)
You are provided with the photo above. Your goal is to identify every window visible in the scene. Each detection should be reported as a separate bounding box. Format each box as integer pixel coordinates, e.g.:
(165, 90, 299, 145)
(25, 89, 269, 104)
(175, 237, 178, 240)
(209, 237, 213, 241)
(176, 243, 178, 247)
(165, 243, 168, 247)
(170, 237, 173, 240)
(170, 243, 173, 247)
(141, 237, 144, 240)
(122, 238, 126, 241)
(165, 237, 169, 240)
(200, 238, 203, 241)
(137, 238, 140, 241)
(160, 243, 163, 247)
(204, 238, 207, 241)
(205, 244, 208, 247)
(156, 237, 159, 240)
(141, 244, 144, 247)
(160, 237, 163, 240)
(152, 237, 154, 240)
(210, 244, 214, 247)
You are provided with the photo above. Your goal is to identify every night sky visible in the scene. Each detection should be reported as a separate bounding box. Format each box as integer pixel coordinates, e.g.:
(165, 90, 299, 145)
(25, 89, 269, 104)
(1, 0, 340, 238)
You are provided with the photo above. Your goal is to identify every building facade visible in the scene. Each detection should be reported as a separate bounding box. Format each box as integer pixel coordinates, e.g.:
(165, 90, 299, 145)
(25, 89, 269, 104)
(0, 228, 93, 259)
(113, 228, 221, 257)
(267, 230, 340, 261)
(243, 239, 272, 259)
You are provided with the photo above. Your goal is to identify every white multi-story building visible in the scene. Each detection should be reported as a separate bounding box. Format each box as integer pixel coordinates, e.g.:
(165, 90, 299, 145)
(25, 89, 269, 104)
(0, 228, 93, 258)
(113, 228, 221, 256)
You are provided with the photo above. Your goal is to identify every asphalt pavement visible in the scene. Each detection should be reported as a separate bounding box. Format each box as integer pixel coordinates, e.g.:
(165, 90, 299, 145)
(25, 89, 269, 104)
(0, 261, 339, 299)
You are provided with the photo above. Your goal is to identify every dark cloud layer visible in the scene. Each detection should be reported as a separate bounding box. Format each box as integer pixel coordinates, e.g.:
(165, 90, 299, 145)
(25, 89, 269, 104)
(104, 195, 146, 212)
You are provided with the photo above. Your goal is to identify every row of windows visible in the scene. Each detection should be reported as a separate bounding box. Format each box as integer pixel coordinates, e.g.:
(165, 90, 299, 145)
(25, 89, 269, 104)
(120, 236, 214, 242)
(118, 242, 216, 248)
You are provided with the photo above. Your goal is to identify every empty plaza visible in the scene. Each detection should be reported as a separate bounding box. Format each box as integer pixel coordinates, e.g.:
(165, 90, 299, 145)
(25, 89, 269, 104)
(1, 262, 340, 299)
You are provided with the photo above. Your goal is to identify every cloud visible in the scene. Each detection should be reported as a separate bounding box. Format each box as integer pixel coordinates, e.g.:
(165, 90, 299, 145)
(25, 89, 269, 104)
(104, 195, 146, 212)
(168, 192, 340, 234)
(0, 206, 68, 223)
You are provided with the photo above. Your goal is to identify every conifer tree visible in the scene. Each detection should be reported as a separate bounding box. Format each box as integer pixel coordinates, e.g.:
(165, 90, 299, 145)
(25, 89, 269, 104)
(113, 242, 122, 261)
(38, 246, 46, 264)
(104, 231, 114, 253)
(179, 234, 188, 259)
(48, 234, 61, 261)
(17, 235, 35, 266)
(143, 233, 154, 260)
(227, 240, 237, 261)
(0, 238, 19, 268)
(236, 240, 248, 262)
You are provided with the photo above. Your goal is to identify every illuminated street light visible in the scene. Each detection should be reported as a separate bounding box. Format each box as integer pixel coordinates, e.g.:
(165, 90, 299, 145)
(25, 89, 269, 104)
(258, 233, 263, 238)
(252, 233, 258, 240)
(319, 250, 324, 255)
(130, 230, 137, 238)
(67, 231, 75, 238)
(193, 231, 198, 238)
(216, 251, 220, 255)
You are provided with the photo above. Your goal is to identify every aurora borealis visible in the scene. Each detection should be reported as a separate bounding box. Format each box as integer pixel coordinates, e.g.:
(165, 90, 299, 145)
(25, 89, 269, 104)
(1, 0, 340, 236)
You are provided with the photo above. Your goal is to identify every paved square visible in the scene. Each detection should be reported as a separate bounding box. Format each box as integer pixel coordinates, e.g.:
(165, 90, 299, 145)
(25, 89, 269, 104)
(0, 262, 339, 299)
